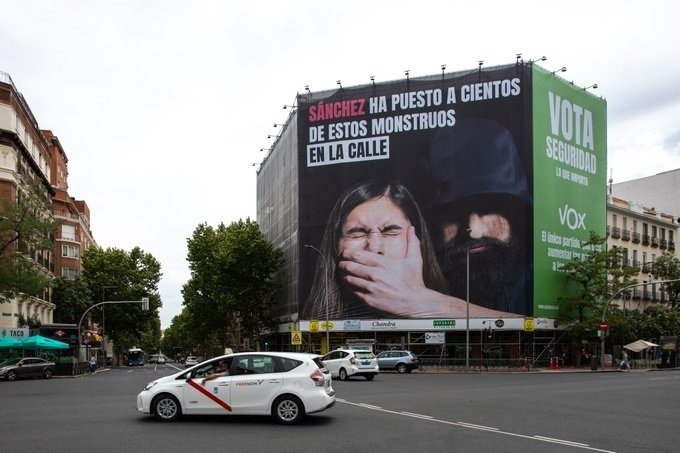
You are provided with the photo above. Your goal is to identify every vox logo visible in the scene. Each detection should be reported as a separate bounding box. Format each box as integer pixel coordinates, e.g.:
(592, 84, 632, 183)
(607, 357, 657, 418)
(559, 204, 586, 230)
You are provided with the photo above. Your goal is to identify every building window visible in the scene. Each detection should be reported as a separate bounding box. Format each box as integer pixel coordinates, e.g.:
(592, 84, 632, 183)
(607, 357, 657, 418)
(61, 268, 79, 280)
(61, 244, 79, 258)
(622, 217, 627, 231)
(643, 223, 648, 236)
(633, 220, 638, 233)
(612, 214, 618, 227)
(61, 224, 76, 241)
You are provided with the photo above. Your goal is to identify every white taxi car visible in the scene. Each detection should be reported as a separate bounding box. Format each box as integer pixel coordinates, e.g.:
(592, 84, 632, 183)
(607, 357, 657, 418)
(321, 348, 379, 381)
(137, 352, 335, 424)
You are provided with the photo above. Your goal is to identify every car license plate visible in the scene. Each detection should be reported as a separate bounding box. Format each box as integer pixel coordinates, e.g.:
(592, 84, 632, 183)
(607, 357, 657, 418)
(361, 361, 370, 366)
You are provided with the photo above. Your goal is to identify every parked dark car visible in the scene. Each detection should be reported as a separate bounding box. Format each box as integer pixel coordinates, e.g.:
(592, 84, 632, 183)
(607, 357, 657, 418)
(0, 357, 55, 381)
(376, 350, 420, 373)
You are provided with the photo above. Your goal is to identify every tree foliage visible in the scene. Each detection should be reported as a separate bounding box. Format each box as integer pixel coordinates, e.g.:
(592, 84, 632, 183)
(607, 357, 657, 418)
(557, 231, 639, 339)
(182, 218, 283, 356)
(82, 246, 162, 353)
(634, 305, 680, 340)
(0, 183, 56, 303)
(51, 277, 92, 324)
(651, 252, 680, 309)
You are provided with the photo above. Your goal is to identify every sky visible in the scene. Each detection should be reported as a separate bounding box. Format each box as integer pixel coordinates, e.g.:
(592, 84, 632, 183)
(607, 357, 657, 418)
(1, 1, 679, 329)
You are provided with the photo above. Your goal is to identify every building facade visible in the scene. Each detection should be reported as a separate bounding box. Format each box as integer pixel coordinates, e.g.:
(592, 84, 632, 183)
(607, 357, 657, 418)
(44, 129, 97, 281)
(0, 71, 56, 327)
(257, 61, 608, 364)
(0, 71, 96, 329)
(607, 194, 678, 308)
(612, 168, 680, 217)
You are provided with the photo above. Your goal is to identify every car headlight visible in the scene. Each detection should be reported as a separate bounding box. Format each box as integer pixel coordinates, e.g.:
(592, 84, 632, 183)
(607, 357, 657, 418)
(144, 381, 158, 391)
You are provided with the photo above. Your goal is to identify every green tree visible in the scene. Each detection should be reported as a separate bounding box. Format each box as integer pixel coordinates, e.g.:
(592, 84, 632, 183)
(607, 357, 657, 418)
(183, 218, 283, 356)
(0, 183, 56, 303)
(82, 246, 162, 353)
(160, 310, 197, 360)
(557, 232, 639, 339)
(51, 277, 92, 324)
(635, 305, 680, 340)
(650, 252, 680, 309)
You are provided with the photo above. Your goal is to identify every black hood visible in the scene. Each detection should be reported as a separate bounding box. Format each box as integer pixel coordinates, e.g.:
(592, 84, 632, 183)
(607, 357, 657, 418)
(425, 118, 531, 209)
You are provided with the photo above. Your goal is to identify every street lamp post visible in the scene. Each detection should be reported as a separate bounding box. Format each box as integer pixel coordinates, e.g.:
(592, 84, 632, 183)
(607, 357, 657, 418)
(78, 298, 149, 362)
(465, 228, 471, 372)
(304, 244, 330, 353)
(600, 278, 680, 368)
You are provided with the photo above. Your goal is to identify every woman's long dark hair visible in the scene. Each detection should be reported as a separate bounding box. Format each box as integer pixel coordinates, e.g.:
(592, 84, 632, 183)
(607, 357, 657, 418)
(301, 179, 448, 319)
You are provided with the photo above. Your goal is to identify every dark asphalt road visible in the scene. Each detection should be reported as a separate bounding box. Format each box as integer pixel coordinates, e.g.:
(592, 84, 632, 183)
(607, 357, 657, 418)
(1, 364, 678, 453)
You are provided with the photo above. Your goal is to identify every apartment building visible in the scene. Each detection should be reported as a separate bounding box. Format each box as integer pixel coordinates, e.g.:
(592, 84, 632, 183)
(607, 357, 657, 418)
(0, 71, 56, 327)
(607, 194, 678, 309)
(1, 71, 96, 329)
(44, 130, 97, 281)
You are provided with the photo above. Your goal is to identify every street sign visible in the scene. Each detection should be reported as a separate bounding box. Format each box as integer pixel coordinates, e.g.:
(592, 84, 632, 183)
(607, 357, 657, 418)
(599, 322, 608, 331)
(291, 330, 302, 345)
(523, 317, 535, 332)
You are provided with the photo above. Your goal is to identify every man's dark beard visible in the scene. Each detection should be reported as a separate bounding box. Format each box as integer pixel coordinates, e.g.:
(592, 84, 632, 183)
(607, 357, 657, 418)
(437, 236, 523, 308)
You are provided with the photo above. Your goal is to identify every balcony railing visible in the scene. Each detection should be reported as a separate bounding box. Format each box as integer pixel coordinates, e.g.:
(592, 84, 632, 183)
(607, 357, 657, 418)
(611, 226, 621, 239)
(642, 235, 650, 245)
(651, 237, 659, 248)
(632, 260, 641, 269)
(606, 225, 611, 237)
(632, 232, 641, 243)
(621, 230, 631, 241)
(660, 239, 667, 250)
(669, 240, 675, 251)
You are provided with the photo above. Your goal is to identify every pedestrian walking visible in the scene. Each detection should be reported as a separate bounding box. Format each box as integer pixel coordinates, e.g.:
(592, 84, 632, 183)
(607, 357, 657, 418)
(90, 354, 97, 373)
(619, 351, 630, 371)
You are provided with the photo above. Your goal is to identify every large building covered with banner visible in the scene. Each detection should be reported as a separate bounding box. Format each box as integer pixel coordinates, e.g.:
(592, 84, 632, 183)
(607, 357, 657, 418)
(255, 61, 607, 367)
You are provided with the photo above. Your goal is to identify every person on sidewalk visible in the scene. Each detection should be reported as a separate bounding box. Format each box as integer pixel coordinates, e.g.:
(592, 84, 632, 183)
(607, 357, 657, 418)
(89, 354, 97, 373)
(619, 351, 630, 371)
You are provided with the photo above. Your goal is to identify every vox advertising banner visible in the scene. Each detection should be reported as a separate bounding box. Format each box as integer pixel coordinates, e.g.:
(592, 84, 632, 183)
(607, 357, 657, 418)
(296, 62, 606, 324)
(531, 66, 607, 318)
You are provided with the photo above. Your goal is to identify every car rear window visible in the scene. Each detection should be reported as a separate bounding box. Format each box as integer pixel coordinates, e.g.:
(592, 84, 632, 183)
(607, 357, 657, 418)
(275, 357, 304, 372)
(312, 357, 327, 371)
(354, 352, 375, 359)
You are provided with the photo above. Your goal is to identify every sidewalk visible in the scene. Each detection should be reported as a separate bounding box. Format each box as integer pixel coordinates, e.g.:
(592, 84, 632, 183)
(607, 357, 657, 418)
(417, 365, 679, 374)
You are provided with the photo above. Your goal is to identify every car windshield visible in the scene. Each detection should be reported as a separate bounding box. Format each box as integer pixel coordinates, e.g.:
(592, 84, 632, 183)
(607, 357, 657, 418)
(0, 358, 21, 366)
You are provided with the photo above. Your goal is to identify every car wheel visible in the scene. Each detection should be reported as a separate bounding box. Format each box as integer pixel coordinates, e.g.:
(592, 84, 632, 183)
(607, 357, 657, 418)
(339, 368, 349, 381)
(7, 370, 17, 381)
(43, 368, 53, 379)
(365, 374, 375, 381)
(272, 395, 305, 425)
(396, 363, 408, 374)
(153, 394, 181, 422)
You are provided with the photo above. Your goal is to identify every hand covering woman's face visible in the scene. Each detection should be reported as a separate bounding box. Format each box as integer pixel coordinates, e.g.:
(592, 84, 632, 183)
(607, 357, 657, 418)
(339, 196, 411, 257)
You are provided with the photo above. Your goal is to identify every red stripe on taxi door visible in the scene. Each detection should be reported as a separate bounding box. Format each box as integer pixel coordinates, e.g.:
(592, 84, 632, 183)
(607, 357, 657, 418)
(187, 379, 232, 412)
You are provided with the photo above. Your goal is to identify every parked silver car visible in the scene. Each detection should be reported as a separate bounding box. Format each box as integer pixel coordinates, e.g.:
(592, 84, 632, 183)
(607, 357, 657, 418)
(376, 350, 420, 373)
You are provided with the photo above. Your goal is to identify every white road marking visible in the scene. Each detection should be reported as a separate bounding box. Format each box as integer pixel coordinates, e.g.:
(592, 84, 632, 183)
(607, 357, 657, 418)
(339, 399, 616, 452)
